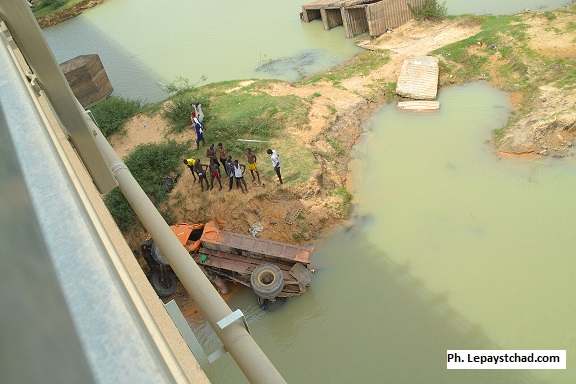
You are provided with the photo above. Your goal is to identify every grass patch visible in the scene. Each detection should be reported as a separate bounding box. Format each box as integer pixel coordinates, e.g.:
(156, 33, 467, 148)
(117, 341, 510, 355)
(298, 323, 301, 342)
(543, 11, 557, 21)
(434, 15, 530, 88)
(303, 51, 390, 85)
(493, 127, 506, 142)
(163, 81, 309, 154)
(410, 0, 447, 21)
(332, 186, 353, 216)
(326, 136, 345, 156)
(91, 96, 142, 137)
(267, 137, 316, 185)
(33, 0, 84, 18)
(105, 140, 189, 231)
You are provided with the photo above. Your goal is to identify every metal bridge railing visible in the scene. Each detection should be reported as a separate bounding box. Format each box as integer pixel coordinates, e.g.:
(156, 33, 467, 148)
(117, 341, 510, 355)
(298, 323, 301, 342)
(0, 1, 286, 383)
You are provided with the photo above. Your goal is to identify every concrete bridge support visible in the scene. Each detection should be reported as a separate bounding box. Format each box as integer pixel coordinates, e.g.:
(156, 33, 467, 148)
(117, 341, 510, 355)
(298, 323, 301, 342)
(341, 6, 369, 38)
(320, 7, 343, 30)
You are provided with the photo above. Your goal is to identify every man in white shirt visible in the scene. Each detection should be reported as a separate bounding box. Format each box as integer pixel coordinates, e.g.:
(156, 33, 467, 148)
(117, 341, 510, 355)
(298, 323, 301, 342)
(266, 149, 283, 185)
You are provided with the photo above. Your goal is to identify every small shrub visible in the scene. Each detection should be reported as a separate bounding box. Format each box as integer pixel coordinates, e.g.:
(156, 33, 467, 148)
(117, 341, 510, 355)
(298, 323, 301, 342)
(543, 11, 557, 21)
(91, 96, 142, 137)
(333, 186, 353, 216)
(410, 0, 447, 21)
(326, 136, 345, 156)
(34, 0, 70, 17)
(38, 0, 66, 9)
(105, 140, 189, 231)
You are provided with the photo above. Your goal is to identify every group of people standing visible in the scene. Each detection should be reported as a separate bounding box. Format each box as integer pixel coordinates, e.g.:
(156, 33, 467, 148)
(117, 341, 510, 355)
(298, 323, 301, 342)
(185, 106, 283, 193)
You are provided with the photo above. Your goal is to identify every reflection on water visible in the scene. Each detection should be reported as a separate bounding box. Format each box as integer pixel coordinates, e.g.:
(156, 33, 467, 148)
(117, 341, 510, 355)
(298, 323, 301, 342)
(200, 83, 575, 383)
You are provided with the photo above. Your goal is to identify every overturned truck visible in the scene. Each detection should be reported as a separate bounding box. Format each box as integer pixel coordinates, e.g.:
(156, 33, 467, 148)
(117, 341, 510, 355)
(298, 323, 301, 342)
(142, 221, 314, 304)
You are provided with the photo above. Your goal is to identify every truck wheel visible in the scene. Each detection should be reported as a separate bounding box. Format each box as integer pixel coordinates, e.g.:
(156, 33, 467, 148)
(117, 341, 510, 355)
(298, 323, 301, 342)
(151, 243, 169, 265)
(150, 269, 177, 297)
(250, 264, 284, 300)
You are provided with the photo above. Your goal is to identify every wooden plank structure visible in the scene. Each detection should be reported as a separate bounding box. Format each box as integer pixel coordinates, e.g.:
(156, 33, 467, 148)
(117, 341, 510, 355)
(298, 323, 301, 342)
(59, 54, 112, 108)
(301, 0, 425, 38)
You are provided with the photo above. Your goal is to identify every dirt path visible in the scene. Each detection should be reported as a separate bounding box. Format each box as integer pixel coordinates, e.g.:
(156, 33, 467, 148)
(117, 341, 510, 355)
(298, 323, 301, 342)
(110, 112, 192, 158)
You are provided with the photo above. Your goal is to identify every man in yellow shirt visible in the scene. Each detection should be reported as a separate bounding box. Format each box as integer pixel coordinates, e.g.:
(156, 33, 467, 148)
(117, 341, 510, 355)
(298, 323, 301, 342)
(183, 158, 197, 183)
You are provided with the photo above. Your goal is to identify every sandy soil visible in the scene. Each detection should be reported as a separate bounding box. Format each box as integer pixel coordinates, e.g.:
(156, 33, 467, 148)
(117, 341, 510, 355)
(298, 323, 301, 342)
(526, 12, 576, 58)
(497, 12, 576, 156)
(109, 112, 192, 158)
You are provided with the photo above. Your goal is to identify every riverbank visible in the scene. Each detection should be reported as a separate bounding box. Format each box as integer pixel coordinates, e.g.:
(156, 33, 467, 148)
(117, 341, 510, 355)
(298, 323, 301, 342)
(106, 5, 575, 251)
(107, 18, 481, 250)
(34, 0, 104, 28)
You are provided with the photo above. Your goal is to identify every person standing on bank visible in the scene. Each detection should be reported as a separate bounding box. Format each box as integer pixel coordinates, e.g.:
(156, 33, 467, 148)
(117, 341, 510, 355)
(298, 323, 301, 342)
(217, 143, 227, 169)
(193, 158, 209, 192)
(246, 148, 260, 185)
(206, 143, 217, 163)
(193, 113, 205, 150)
(225, 156, 235, 191)
(266, 148, 282, 184)
(233, 160, 248, 193)
(182, 158, 197, 183)
(209, 158, 223, 191)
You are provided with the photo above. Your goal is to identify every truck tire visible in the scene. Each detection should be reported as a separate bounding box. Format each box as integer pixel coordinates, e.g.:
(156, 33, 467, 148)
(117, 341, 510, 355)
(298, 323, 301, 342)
(151, 243, 169, 265)
(150, 269, 177, 297)
(250, 264, 284, 300)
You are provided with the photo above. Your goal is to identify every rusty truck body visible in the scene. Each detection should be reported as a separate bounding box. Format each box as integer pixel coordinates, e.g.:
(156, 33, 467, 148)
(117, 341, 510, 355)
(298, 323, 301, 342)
(143, 221, 314, 302)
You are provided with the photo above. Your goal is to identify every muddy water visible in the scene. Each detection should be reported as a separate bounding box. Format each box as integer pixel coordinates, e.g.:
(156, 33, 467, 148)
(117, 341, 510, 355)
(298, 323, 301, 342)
(42, 0, 570, 101)
(203, 83, 576, 383)
(42, 0, 360, 101)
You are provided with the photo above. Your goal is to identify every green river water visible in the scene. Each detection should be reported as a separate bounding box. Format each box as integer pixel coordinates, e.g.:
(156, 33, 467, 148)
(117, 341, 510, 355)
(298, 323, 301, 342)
(40, 1, 575, 383)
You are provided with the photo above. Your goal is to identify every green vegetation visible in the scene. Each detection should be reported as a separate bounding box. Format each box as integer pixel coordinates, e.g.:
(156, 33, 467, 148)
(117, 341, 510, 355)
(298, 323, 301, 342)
(33, 0, 83, 18)
(303, 51, 390, 85)
(543, 11, 557, 21)
(332, 186, 353, 216)
(434, 15, 531, 89)
(91, 96, 142, 137)
(105, 140, 189, 231)
(366, 80, 397, 102)
(410, 0, 447, 21)
(163, 81, 309, 153)
(270, 137, 316, 184)
(326, 136, 345, 156)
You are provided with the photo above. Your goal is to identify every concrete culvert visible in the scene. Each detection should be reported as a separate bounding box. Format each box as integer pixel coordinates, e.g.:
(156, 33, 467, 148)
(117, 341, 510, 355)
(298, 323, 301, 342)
(250, 264, 284, 300)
